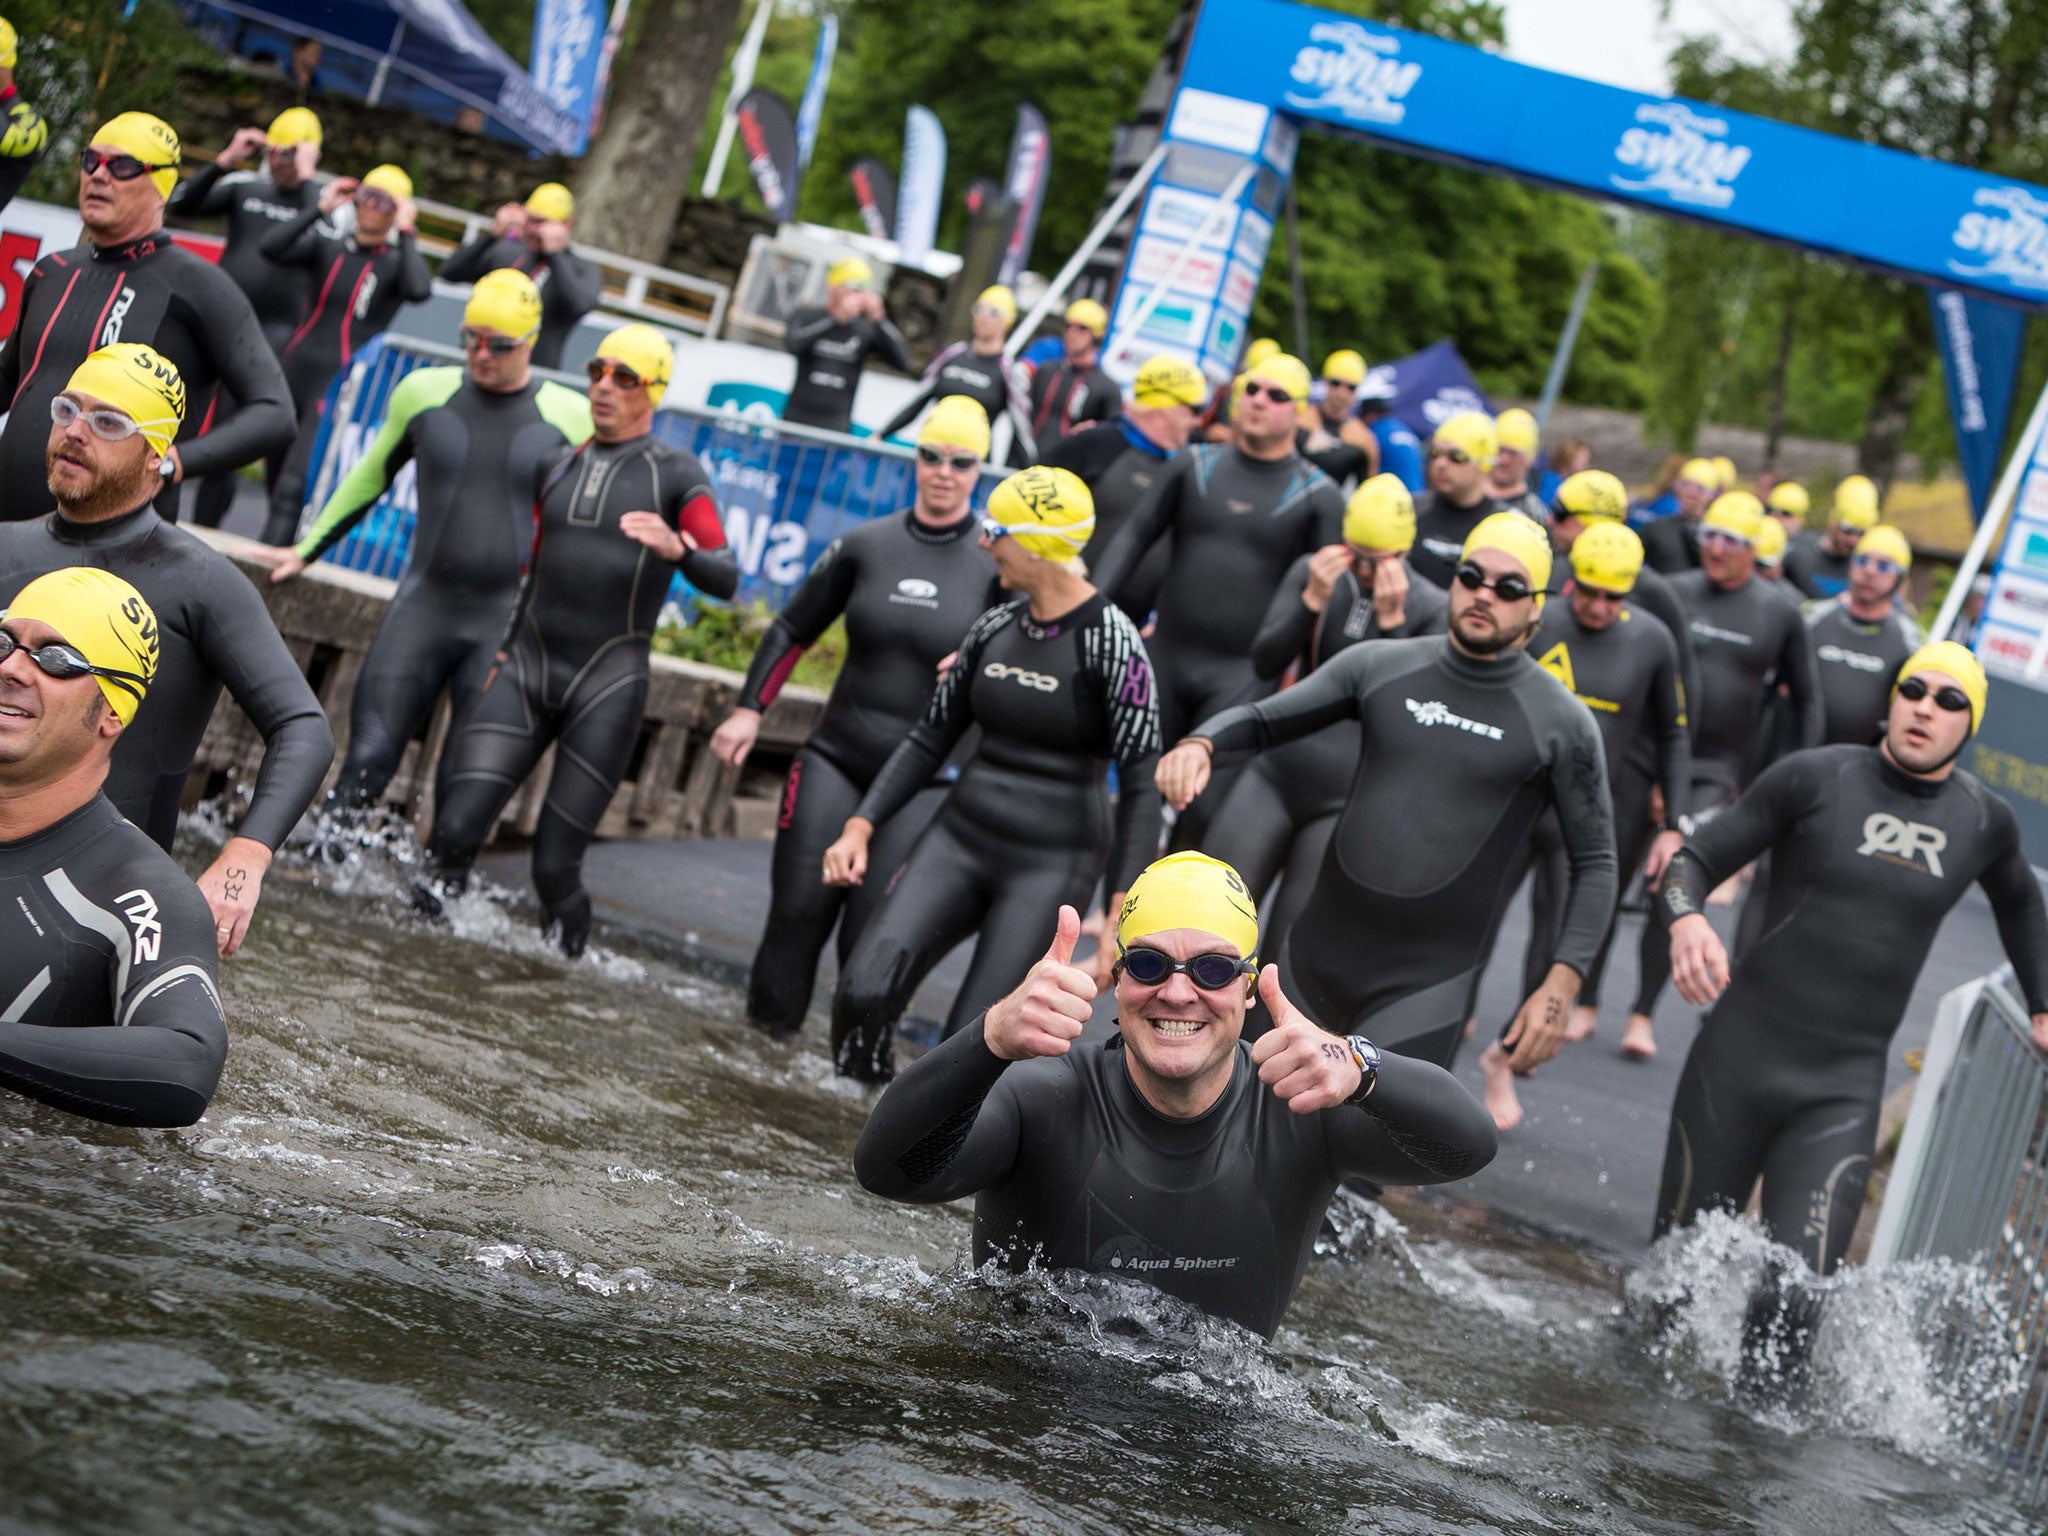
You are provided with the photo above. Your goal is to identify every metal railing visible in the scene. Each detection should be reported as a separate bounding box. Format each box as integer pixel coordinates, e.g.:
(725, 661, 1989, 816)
(1871, 968, 2048, 1505)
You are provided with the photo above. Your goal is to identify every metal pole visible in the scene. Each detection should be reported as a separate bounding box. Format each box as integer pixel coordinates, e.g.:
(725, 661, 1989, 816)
(1285, 179, 1310, 364)
(1098, 160, 1256, 366)
(701, 0, 775, 198)
(368, 19, 405, 107)
(1534, 261, 1598, 433)
(1935, 372, 2048, 641)
(1003, 143, 1167, 363)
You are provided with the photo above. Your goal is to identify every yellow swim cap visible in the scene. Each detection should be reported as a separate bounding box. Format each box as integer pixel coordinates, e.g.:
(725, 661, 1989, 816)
(1116, 851, 1259, 962)
(1765, 481, 1809, 517)
(1322, 349, 1367, 387)
(4, 567, 159, 724)
(985, 465, 1095, 561)
(266, 107, 322, 148)
(1245, 351, 1312, 403)
(1895, 640, 1986, 733)
(1833, 474, 1879, 530)
(1678, 457, 1718, 490)
(1553, 468, 1628, 523)
(1703, 491, 1765, 544)
(1755, 518, 1787, 567)
(1462, 510, 1553, 599)
(0, 17, 17, 71)
(1495, 407, 1539, 456)
(973, 284, 1017, 324)
(92, 111, 181, 200)
(916, 394, 990, 459)
(1433, 411, 1499, 470)
(1711, 455, 1738, 491)
(1570, 521, 1644, 594)
(594, 322, 673, 393)
(65, 343, 185, 455)
(827, 256, 873, 290)
(1856, 524, 1913, 573)
(359, 164, 412, 201)
(1243, 338, 1281, 370)
(1132, 353, 1206, 409)
(1344, 473, 1415, 552)
(525, 181, 574, 222)
(463, 268, 541, 341)
(1064, 298, 1108, 338)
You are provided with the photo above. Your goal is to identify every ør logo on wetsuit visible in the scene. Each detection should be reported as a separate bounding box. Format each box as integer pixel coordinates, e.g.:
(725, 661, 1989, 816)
(1404, 697, 1503, 741)
(983, 662, 1058, 692)
(115, 886, 162, 963)
(1858, 813, 1948, 877)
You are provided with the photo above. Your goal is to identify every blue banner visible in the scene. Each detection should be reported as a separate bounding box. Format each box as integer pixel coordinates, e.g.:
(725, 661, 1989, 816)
(1930, 288, 2028, 520)
(529, 0, 612, 155)
(795, 14, 838, 177)
(1361, 340, 1492, 441)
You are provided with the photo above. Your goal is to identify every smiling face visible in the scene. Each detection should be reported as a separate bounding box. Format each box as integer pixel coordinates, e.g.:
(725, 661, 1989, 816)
(1115, 927, 1251, 1100)
(0, 617, 118, 772)
(1887, 670, 1973, 774)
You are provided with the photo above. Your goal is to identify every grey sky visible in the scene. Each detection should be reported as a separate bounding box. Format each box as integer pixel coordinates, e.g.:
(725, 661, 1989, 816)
(1504, 0, 1797, 94)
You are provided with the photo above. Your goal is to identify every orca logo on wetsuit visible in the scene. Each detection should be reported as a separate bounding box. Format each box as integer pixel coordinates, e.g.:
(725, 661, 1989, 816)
(890, 578, 940, 609)
(1404, 697, 1504, 741)
(983, 662, 1058, 692)
(1817, 643, 1886, 673)
(1858, 813, 1948, 877)
(115, 886, 163, 963)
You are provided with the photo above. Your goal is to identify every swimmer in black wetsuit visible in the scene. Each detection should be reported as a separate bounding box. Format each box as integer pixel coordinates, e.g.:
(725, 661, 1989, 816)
(258, 164, 433, 546)
(710, 397, 999, 1037)
(0, 112, 294, 523)
(782, 257, 913, 434)
(436, 183, 602, 371)
(1655, 642, 2048, 1396)
(1782, 475, 1878, 600)
(1023, 299, 1120, 456)
(1089, 351, 1343, 849)
(1626, 492, 1820, 1057)
(1408, 412, 1508, 589)
(422, 324, 738, 956)
(1202, 474, 1447, 969)
(1805, 525, 1924, 745)
(166, 108, 326, 529)
(1157, 513, 1616, 1077)
(1036, 353, 1207, 625)
(878, 286, 1034, 456)
(853, 852, 1497, 1338)
(253, 272, 591, 810)
(1487, 409, 1549, 523)
(1637, 458, 1719, 576)
(0, 567, 229, 1129)
(823, 465, 1164, 1081)
(1484, 520, 1688, 1130)
(3, 344, 332, 956)
(1294, 350, 1379, 490)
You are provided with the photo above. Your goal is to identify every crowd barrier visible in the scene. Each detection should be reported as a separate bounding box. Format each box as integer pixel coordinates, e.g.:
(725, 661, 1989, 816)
(291, 335, 998, 611)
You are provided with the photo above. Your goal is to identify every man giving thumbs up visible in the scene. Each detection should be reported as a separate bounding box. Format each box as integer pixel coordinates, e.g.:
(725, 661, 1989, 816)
(853, 853, 1497, 1338)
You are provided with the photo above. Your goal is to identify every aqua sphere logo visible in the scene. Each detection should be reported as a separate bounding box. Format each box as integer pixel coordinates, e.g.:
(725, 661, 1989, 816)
(1285, 21, 1422, 126)
(1949, 186, 2048, 294)
(1610, 102, 1752, 210)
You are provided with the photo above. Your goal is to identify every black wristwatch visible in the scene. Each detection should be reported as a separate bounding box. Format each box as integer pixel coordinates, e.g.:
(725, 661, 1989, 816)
(1344, 1035, 1379, 1104)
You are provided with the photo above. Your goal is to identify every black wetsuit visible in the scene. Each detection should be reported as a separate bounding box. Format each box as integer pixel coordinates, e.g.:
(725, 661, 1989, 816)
(1296, 422, 1370, 489)
(853, 1017, 1498, 1338)
(438, 234, 604, 371)
(1026, 359, 1120, 452)
(1037, 419, 1177, 624)
(877, 342, 1034, 454)
(1633, 572, 1820, 1016)
(1194, 636, 1617, 1067)
(832, 593, 1162, 1081)
(1518, 602, 1690, 1001)
(1628, 564, 1703, 753)
(259, 209, 432, 544)
(1407, 490, 1506, 589)
(1089, 443, 1343, 846)
(1806, 598, 1923, 745)
(0, 232, 295, 522)
(1639, 515, 1701, 575)
(0, 795, 226, 1128)
(1205, 557, 1447, 962)
(1782, 531, 1852, 600)
(781, 308, 913, 434)
(0, 504, 334, 853)
(293, 366, 593, 808)
(165, 163, 326, 528)
(426, 433, 738, 953)
(1654, 746, 2048, 1286)
(737, 510, 997, 1034)
(0, 88, 46, 215)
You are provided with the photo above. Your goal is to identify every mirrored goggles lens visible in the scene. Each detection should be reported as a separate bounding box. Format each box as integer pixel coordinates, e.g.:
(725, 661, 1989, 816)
(585, 359, 645, 389)
(917, 446, 978, 472)
(461, 326, 525, 357)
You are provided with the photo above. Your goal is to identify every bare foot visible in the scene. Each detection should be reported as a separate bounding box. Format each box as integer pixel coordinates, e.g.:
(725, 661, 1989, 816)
(1564, 1004, 1598, 1043)
(1480, 1041, 1523, 1132)
(1621, 1013, 1657, 1060)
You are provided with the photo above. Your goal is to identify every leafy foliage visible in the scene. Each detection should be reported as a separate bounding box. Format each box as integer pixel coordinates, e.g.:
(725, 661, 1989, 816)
(654, 601, 847, 690)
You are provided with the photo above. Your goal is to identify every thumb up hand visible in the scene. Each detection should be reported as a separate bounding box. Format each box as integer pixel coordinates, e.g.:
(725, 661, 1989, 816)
(984, 905, 1097, 1061)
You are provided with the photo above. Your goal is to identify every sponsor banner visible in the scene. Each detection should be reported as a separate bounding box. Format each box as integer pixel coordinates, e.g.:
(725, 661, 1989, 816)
(1139, 186, 1236, 251)
(1220, 257, 1260, 319)
(1167, 87, 1269, 155)
(1930, 287, 2028, 519)
(794, 14, 839, 176)
(529, 0, 613, 155)
(1987, 570, 2048, 634)
(896, 105, 947, 263)
(1126, 234, 1227, 295)
(850, 156, 899, 241)
(1366, 338, 1494, 438)
(2020, 465, 2048, 524)
(996, 103, 1052, 285)
(1997, 515, 2048, 582)
(1233, 208, 1274, 269)
(1969, 677, 2048, 865)
(736, 87, 800, 224)
(1976, 621, 2044, 680)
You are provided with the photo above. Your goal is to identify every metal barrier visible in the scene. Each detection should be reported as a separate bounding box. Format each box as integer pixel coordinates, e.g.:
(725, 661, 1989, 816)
(294, 335, 997, 606)
(1871, 968, 2048, 1505)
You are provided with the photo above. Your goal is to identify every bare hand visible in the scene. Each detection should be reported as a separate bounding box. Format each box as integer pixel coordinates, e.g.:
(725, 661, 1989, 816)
(493, 202, 525, 237)
(822, 818, 872, 886)
(1371, 553, 1410, 629)
(1155, 739, 1213, 811)
(531, 220, 571, 255)
(197, 837, 272, 957)
(935, 650, 958, 683)
(394, 194, 418, 234)
(220, 126, 268, 167)
(1501, 962, 1582, 1073)
(1250, 966, 1360, 1113)
(2034, 1013, 2048, 1053)
(1302, 545, 1350, 614)
(862, 290, 887, 321)
(248, 543, 308, 582)
(319, 177, 360, 215)
(984, 905, 1096, 1060)
(1669, 914, 1730, 1008)
(1643, 828, 1685, 885)
(710, 707, 761, 769)
(620, 510, 692, 562)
